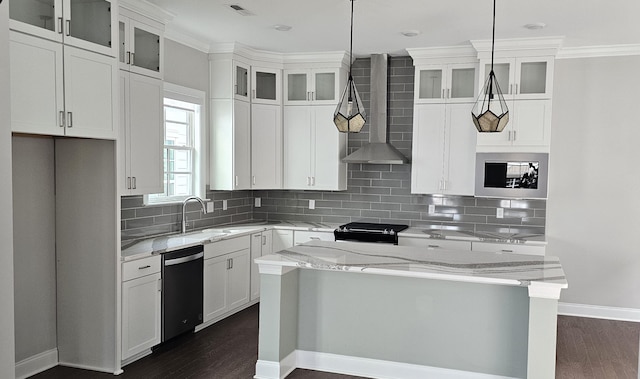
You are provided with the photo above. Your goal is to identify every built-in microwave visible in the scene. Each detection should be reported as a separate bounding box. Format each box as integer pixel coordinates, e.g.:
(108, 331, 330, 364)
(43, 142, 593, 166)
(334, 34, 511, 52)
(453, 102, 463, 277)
(475, 152, 549, 199)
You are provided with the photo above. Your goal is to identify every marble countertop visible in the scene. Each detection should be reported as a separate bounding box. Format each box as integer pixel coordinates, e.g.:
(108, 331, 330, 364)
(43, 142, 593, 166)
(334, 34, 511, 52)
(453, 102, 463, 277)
(256, 241, 567, 294)
(399, 228, 547, 245)
(121, 220, 339, 261)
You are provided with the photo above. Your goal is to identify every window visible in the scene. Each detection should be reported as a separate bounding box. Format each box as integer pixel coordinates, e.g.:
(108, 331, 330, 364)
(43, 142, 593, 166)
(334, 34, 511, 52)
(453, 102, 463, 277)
(147, 84, 205, 204)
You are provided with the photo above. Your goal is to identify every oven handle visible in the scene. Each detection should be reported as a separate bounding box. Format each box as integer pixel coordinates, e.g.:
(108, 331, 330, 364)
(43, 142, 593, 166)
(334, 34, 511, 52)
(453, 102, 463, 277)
(164, 252, 204, 266)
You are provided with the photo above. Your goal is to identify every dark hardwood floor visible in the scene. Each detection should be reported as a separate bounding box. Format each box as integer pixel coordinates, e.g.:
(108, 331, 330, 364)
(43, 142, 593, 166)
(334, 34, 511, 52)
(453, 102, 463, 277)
(31, 304, 639, 379)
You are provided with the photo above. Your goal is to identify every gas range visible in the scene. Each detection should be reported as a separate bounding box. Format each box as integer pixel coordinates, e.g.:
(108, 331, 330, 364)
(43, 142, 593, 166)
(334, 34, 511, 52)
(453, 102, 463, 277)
(334, 222, 409, 245)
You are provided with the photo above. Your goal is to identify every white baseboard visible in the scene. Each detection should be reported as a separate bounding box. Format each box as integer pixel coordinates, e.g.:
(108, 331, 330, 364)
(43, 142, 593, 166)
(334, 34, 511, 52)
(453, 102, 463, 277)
(15, 348, 59, 379)
(58, 361, 115, 374)
(255, 350, 517, 379)
(558, 302, 640, 322)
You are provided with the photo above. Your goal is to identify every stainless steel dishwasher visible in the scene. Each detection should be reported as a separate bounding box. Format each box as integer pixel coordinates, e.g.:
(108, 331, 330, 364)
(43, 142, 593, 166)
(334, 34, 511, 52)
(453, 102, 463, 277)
(161, 245, 204, 342)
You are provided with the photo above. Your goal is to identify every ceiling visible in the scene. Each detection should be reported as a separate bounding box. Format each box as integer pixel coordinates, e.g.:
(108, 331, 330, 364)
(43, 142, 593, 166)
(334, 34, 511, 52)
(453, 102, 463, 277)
(146, 0, 640, 56)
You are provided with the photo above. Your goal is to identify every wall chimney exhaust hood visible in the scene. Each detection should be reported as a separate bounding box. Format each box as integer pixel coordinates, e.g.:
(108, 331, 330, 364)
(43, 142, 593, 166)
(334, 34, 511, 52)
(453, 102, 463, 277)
(342, 54, 409, 164)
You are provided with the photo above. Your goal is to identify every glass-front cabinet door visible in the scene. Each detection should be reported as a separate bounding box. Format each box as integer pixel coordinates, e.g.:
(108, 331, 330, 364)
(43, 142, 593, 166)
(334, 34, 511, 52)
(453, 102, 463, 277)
(285, 70, 309, 104)
(285, 68, 339, 105)
(417, 68, 444, 102)
(313, 70, 338, 104)
(252, 67, 281, 105)
(416, 64, 476, 103)
(10, 0, 117, 57)
(234, 62, 250, 101)
(119, 13, 163, 79)
(481, 57, 552, 100)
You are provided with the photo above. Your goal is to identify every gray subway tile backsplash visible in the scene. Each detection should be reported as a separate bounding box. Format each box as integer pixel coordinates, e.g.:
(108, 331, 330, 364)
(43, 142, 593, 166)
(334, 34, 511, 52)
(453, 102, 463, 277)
(120, 56, 545, 240)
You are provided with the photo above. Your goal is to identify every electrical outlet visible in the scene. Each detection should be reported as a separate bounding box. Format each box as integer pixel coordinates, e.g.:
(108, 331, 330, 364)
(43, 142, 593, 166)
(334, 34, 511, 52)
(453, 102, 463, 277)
(222, 199, 228, 211)
(428, 204, 436, 214)
(496, 208, 504, 218)
(254, 197, 261, 207)
(309, 199, 315, 210)
(206, 201, 214, 213)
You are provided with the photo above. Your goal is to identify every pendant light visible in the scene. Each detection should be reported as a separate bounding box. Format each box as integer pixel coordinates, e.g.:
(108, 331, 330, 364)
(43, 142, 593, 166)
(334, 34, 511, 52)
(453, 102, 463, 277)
(334, 0, 366, 133)
(471, 0, 509, 133)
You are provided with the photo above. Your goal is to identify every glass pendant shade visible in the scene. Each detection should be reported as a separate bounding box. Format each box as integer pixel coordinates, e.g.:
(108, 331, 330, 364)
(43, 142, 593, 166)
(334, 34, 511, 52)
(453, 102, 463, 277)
(472, 71, 509, 132)
(334, 76, 366, 133)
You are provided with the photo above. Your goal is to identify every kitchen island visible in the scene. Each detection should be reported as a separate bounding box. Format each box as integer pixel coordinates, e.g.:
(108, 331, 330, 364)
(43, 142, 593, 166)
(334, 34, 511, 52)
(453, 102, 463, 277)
(254, 241, 567, 379)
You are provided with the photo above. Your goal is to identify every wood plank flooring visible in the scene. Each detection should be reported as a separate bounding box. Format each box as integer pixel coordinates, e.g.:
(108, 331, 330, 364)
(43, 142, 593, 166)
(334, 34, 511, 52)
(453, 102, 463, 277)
(31, 304, 639, 379)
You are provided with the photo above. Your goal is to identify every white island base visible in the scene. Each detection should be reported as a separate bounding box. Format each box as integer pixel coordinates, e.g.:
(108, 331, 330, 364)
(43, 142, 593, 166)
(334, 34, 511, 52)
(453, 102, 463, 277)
(254, 241, 567, 379)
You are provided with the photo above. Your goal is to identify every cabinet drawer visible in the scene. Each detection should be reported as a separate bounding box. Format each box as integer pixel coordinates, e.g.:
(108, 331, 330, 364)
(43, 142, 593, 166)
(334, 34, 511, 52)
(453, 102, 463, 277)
(205, 235, 251, 259)
(294, 230, 335, 245)
(471, 242, 545, 256)
(398, 237, 471, 251)
(123, 255, 161, 281)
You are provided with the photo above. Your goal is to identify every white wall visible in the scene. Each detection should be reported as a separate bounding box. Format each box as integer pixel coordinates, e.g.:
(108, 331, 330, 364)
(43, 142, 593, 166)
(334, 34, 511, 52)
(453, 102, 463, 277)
(547, 55, 640, 310)
(12, 137, 57, 362)
(0, 1, 16, 378)
(164, 39, 208, 94)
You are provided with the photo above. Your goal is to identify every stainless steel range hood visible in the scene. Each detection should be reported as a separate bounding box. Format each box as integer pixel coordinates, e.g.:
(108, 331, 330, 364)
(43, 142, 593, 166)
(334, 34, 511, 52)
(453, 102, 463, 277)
(342, 54, 409, 164)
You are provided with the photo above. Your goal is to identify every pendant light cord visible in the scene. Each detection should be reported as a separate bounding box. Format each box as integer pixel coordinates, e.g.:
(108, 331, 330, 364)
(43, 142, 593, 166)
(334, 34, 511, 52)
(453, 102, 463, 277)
(490, 0, 496, 73)
(349, 0, 354, 77)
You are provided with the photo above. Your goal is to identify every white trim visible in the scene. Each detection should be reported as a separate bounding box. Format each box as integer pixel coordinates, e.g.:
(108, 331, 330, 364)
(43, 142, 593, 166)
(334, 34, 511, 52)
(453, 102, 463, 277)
(257, 263, 298, 276)
(164, 25, 211, 53)
(58, 361, 115, 374)
(528, 282, 563, 300)
(120, 0, 174, 24)
(15, 348, 58, 379)
(295, 350, 519, 379)
(558, 302, 640, 322)
(254, 351, 296, 379)
(557, 44, 640, 59)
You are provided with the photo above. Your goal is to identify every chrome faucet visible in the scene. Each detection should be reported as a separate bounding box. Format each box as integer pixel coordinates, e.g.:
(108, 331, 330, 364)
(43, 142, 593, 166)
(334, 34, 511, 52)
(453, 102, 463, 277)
(182, 196, 208, 234)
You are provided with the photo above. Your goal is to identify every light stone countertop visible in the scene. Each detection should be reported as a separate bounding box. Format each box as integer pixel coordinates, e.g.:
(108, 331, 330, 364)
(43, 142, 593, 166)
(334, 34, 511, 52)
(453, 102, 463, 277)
(256, 240, 567, 291)
(121, 220, 339, 261)
(399, 227, 547, 245)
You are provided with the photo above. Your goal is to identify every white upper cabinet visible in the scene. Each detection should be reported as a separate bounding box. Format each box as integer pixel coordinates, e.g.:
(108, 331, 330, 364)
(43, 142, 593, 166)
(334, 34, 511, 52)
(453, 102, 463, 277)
(284, 68, 341, 106)
(251, 66, 281, 105)
(234, 61, 250, 102)
(415, 63, 478, 104)
(10, 31, 117, 139)
(478, 57, 553, 101)
(119, 7, 164, 79)
(411, 103, 477, 196)
(119, 71, 163, 195)
(9, 0, 118, 57)
(251, 103, 283, 189)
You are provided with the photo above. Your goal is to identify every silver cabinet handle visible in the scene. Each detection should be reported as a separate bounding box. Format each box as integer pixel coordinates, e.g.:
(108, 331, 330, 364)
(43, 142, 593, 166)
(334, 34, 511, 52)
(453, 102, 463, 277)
(508, 130, 512, 141)
(509, 84, 513, 94)
(253, 89, 256, 99)
(131, 52, 135, 66)
(252, 176, 256, 185)
(310, 237, 321, 240)
(58, 18, 63, 34)
(158, 278, 162, 292)
(515, 83, 519, 94)
(127, 177, 131, 190)
(307, 177, 311, 186)
(311, 91, 315, 101)
(513, 131, 517, 141)
(311, 177, 315, 186)
(65, 20, 70, 36)
(164, 252, 204, 266)
(235, 176, 238, 187)
(59, 111, 65, 127)
(441, 89, 445, 99)
(230, 258, 233, 269)
(132, 177, 137, 189)
(262, 235, 266, 245)
(138, 265, 151, 270)
(446, 88, 450, 99)
(428, 245, 440, 248)
(500, 249, 514, 253)
(67, 112, 72, 127)
(126, 51, 131, 65)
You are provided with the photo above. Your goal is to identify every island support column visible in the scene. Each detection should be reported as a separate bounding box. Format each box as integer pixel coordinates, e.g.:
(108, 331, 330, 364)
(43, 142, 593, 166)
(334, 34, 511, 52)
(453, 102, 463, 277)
(255, 265, 299, 379)
(527, 282, 563, 379)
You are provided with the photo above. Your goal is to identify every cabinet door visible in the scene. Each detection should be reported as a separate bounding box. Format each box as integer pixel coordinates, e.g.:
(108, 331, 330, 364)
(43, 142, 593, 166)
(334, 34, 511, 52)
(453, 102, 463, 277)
(63, 46, 117, 139)
(448, 64, 477, 102)
(512, 100, 552, 148)
(416, 66, 445, 103)
(514, 57, 553, 99)
(233, 100, 252, 189)
(128, 74, 163, 194)
(411, 104, 446, 194)
(262, 230, 273, 255)
(480, 60, 514, 99)
(251, 103, 282, 189)
(9, 32, 64, 135)
(203, 255, 228, 322)
(227, 249, 250, 310)
(122, 272, 161, 360)
(129, 20, 163, 79)
(312, 105, 347, 190)
(443, 103, 476, 196)
(312, 69, 339, 104)
(9, 0, 63, 43)
(250, 233, 263, 301)
(65, 0, 117, 57)
(283, 106, 312, 189)
(252, 67, 280, 105)
(234, 61, 250, 101)
(284, 70, 309, 105)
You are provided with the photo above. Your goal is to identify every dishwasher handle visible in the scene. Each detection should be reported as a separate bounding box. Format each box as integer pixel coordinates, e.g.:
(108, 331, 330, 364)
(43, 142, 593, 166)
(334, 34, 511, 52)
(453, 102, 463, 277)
(164, 252, 204, 266)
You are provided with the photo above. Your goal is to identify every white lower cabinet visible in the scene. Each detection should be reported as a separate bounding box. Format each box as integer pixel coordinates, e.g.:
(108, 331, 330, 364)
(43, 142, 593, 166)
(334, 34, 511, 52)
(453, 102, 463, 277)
(272, 229, 294, 252)
(203, 236, 251, 323)
(250, 231, 273, 301)
(293, 230, 335, 245)
(471, 242, 546, 256)
(398, 237, 472, 251)
(121, 256, 161, 361)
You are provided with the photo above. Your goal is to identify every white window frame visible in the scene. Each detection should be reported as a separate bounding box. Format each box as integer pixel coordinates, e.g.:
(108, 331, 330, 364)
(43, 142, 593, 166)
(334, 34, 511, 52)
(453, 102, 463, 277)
(145, 83, 207, 205)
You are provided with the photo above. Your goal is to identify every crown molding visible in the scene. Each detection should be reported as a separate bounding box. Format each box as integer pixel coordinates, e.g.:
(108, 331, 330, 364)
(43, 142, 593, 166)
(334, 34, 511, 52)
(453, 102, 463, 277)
(164, 25, 211, 53)
(557, 44, 640, 59)
(282, 51, 349, 67)
(119, 0, 174, 24)
(471, 37, 564, 59)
